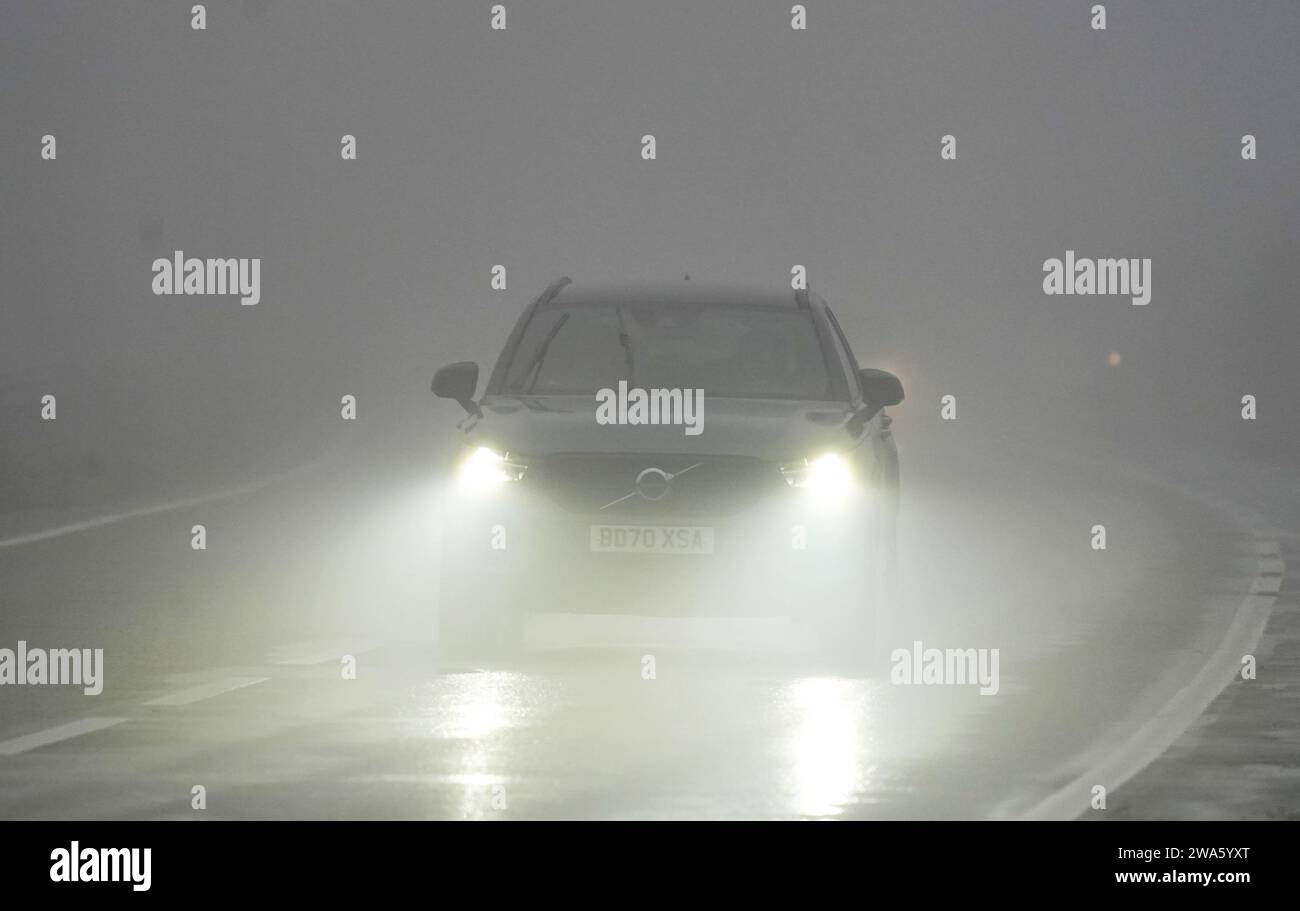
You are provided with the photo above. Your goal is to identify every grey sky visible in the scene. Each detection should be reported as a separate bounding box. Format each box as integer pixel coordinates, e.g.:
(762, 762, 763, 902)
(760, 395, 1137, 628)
(2, 1, 1297, 470)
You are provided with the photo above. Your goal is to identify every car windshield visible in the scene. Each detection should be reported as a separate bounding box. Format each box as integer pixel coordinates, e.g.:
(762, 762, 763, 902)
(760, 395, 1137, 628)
(499, 301, 840, 400)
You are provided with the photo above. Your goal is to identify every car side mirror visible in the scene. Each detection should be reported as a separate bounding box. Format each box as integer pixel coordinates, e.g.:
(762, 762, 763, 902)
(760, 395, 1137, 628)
(432, 361, 481, 416)
(859, 368, 904, 409)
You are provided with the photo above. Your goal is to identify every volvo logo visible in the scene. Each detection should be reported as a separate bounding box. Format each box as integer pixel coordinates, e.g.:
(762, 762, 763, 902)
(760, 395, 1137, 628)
(600, 463, 701, 511)
(634, 467, 672, 501)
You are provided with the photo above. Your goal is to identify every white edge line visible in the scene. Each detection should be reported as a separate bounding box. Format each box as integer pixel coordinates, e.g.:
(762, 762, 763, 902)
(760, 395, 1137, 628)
(983, 446, 1291, 821)
(1005, 563, 1280, 821)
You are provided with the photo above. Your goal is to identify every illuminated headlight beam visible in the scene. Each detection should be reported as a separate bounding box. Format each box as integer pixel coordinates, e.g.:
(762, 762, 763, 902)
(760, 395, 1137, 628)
(457, 447, 527, 491)
(779, 453, 853, 495)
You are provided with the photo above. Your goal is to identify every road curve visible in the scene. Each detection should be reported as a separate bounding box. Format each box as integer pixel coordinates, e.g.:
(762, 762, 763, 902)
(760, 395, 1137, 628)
(0, 439, 1284, 819)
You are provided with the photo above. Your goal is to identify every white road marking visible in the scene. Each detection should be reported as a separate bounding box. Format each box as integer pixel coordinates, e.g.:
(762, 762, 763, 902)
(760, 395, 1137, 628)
(1231, 556, 1285, 576)
(522, 613, 815, 652)
(0, 717, 128, 757)
(997, 544, 1283, 821)
(346, 773, 509, 786)
(0, 453, 333, 549)
(144, 676, 268, 706)
(267, 639, 382, 666)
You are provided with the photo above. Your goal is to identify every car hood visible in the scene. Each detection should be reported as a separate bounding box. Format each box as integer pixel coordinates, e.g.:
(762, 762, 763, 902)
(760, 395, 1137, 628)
(464, 394, 861, 461)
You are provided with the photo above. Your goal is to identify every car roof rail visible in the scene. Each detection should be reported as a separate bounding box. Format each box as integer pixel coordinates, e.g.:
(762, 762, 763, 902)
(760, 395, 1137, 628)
(795, 288, 810, 310)
(536, 275, 572, 307)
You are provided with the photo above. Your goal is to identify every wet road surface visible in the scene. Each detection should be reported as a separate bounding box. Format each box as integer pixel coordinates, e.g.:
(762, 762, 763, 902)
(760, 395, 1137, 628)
(0, 437, 1287, 819)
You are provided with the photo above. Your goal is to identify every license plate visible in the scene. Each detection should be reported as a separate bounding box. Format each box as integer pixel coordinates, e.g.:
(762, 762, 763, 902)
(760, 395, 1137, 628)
(589, 524, 714, 554)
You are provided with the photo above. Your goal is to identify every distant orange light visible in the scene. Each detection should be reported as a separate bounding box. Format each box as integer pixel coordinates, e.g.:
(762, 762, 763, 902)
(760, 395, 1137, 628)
(1107, 352, 1121, 367)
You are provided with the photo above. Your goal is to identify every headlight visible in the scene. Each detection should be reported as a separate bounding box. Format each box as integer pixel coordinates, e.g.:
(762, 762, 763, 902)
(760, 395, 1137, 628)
(458, 447, 527, 490)
(779, 453, 853, 494)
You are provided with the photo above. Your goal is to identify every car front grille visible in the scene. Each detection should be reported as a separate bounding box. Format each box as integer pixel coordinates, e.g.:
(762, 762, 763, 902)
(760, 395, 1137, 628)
(534, 453, 779, 517)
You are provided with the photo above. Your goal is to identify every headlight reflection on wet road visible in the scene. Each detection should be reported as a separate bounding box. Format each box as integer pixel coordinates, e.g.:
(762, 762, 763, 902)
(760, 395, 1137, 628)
(431, 671, 525, 740)
(781, 676, 879, 818)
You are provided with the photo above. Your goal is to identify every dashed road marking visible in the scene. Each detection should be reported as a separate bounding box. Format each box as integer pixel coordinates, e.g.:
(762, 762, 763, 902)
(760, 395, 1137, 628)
(144, 676, 269, 706)
(0, 452, 336, 549)
(0, 717, 128, 757)
(267, 639, 382, 666)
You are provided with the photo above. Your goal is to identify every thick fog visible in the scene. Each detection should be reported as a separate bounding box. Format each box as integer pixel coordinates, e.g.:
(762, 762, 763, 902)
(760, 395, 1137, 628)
(2, 1, 1297, 511)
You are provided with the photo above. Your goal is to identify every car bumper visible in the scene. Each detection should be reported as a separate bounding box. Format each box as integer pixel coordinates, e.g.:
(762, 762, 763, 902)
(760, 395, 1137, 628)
(439, 483, 877, 620)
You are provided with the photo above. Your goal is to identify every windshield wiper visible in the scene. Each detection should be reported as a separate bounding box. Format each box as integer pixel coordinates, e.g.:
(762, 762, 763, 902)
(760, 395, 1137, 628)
(519, 312, 570, 393)
(615, 305, 636, 385)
